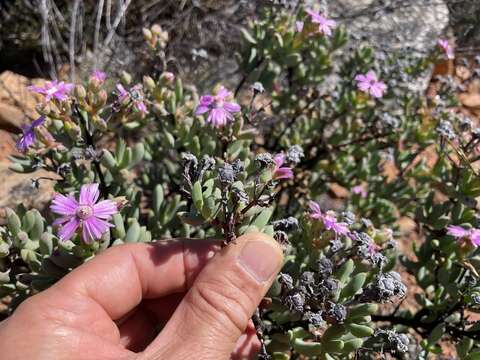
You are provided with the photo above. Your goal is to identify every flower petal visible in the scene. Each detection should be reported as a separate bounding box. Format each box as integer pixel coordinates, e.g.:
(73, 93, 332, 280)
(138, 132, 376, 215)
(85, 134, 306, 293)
(357, 82, 371, 92)
(50, 194, 78, 216)
(216, 87, 231, 100)
(273, 153, 286, 167)
(83, 218, 113, 243)
(308, 201, 322, 217)
(447, 225, 469, 238)
(295, 21, 304, 32)
(366, 70, 377, 81)
(199, 95, 214, 106)
(93, 200, 118, 219)
(58, 217, 80, 242)
(274, 167, 294, 180)
(224, 102, 241, 113)
(305, 9, 321, 22)
(354, 74, 367, 82)
(53, 216, 71, 226)
(31, 116, 46, 128)
(79, 183, 100, 206)
(195, 105, 210, 115)
(208, 108, 228, 127)
(370, 83, 386, 98)
(471, 230, 480, 246)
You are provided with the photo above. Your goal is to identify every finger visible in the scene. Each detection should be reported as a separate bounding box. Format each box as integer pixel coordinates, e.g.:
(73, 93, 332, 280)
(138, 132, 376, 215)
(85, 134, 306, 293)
(142, 293, 184, 324)
(232, 321, 261, 360)
(53, 239, 219, 320)
(118, 307, 157, 352)
(142, 232, 283, 360)
(26, 239, 219, 344)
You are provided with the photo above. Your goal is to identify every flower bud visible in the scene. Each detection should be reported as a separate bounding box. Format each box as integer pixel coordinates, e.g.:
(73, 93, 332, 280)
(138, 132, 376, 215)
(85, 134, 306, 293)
(16, 231, 29, 246)
(114, 196, 128, 210)
(121, 71, 132, 85)
(0, 242, 9, 258)
(151, 24, 163, 36)
(160, 72, 175, 85)
(93, 90, 108, 108)
(142, 28, 153, 41)
(75, 84, 87, 99)
(143, 76, 156, 91)
(152, 103, 168, 116)
(64, 120, 81, 140)
(91, 115, 108, 131)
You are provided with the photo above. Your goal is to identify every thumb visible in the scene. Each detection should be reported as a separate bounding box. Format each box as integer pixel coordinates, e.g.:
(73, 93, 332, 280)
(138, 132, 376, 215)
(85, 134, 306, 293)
(142, 232, 283, 360)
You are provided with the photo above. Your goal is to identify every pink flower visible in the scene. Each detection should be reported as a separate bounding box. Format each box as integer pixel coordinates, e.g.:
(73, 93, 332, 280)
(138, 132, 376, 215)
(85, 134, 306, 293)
(368, 241, 380, 255)
(308, 201, 349, 236)
(355, 70, 387, 98)
(116, 84, 129, 102)
(16, 116, 45, 152)
(352, 185, 368, 198)
(438, 39, 454, 60)
(116, 84, 148, 115)
(162, 72, 175, 83)
(28, 80, 74, 102)
(50, 183, 118, 243)
(90, 70, 107, 84)
(273, 153, 294, 180)
(447, 225, 480, 246)
(305, 9, 336, 36)
(195, 86, 241, 128)
(295, 21, 304, 32)
(308, 201, 323, 219)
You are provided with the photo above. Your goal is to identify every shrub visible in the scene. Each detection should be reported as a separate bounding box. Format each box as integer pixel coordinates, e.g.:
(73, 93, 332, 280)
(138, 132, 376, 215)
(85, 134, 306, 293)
(3, 3, 480, 359)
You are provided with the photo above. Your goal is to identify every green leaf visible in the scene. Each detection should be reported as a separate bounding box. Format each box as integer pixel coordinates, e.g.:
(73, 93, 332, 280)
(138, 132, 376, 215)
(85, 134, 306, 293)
(101, 150, 117, 170)
(322, 339, 344, 353)
(339, 273, 367, 300)
(428, 324, 444, 345)
(118, 148, 133, 169)
(192, 181, 204, 212)
(201, 196, 217, 220)
(227, 140, 245, 158)
(251, 207, 273, 231)
(125, 220, 140, 243)
(30, 210, 44, 240)
(177, 211, 205, 226)
(322, 325, 346, 341)
(464, 351, 480, 360)
(347, 323, 374, 337)
(22, 211, 36, 232)
(347, 303, 378, 320)
(341, 338, 364, 353)
(291, 339, 322, 356)
(153, 185, 164, 214)
(39, 233, 53, 255)
(112, 213, 126, 239)
(6, 208, 21, 237)
(240, 28, 257, 44)
(115, 139, 126, 161)
(130, 143, 145, 168)
(335, 259, 354, 285)
(457, 337, 474, 358)
(284, 53, 301, 67)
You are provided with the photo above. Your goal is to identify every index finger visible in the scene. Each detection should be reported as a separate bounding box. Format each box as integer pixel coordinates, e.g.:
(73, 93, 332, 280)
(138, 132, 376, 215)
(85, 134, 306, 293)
(51, 239, 220, 320)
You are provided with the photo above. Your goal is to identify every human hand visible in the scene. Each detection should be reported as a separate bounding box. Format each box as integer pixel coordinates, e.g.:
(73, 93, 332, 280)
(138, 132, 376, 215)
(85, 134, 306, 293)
(0, 232, 283, 360)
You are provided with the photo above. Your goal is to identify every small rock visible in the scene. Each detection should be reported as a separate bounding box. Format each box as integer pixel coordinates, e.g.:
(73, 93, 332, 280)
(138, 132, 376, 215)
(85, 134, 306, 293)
(0, 163, 55, 211)
(0, 71, 46, 131)
(460, 93, 480, 109)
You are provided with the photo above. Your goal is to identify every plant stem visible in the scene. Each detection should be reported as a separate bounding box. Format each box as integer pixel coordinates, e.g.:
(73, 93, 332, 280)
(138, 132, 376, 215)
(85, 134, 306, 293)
(74, 105, 108, 196)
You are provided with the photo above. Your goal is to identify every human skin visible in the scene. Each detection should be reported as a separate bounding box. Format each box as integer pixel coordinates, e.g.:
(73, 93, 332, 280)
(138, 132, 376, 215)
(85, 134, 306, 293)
(0, 232, 283, 360)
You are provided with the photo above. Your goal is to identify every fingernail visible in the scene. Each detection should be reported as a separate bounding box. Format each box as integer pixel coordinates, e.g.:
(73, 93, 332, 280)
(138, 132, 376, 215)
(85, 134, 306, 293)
(238, 240, 281, 283)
